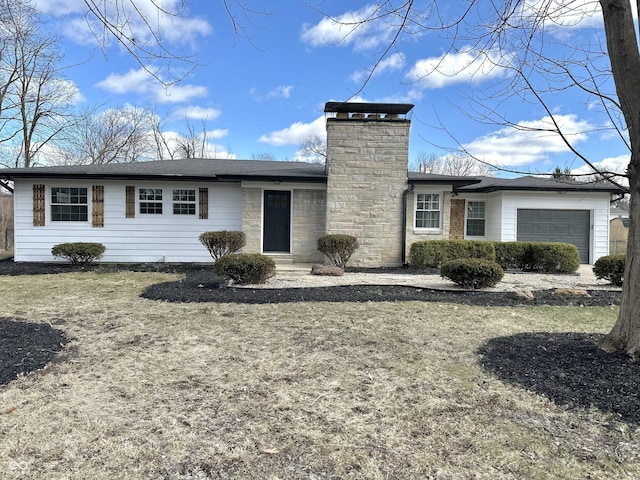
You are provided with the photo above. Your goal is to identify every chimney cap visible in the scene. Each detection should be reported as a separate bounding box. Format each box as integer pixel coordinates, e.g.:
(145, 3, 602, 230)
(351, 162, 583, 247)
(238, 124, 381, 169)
(324, 102, 414, 115)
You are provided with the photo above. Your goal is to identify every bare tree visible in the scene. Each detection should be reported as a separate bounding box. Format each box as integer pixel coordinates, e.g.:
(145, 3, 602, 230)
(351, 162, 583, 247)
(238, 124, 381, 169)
(414, 152, 495, 177)
(172, 120, 210, 159)
(0, 192, 13, 251)
(298, 134, 327, 163)
(250, 152, 275, 160)
(0, 0, 76, 168)
(317, 1, 640, 356)
(53, 106, 157, 165)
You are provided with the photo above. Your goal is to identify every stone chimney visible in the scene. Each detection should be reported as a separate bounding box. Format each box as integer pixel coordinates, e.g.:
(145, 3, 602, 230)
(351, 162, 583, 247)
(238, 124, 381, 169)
(324, 102, 414, 267)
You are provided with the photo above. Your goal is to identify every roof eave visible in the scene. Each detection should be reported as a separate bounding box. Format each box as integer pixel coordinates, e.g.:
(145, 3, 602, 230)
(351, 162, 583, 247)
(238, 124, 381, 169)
(461, 185, 624, 194)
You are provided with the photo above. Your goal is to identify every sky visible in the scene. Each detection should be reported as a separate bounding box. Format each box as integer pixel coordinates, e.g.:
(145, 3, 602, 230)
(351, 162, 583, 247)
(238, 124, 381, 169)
(27, 0, 638, 178)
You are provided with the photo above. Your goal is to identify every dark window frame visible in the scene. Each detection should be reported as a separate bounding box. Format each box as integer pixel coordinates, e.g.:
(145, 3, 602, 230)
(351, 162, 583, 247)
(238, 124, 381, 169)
(51, 187, 88, 222)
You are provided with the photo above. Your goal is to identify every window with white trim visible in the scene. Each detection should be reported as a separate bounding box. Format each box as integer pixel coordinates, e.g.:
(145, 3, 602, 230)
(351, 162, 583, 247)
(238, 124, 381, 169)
(466, 201, 486, 236)
(139, 188, 163, 214)
(173, 189, 196, 215)
(415, 193, 440, 229)
(51, 187, 88, 221)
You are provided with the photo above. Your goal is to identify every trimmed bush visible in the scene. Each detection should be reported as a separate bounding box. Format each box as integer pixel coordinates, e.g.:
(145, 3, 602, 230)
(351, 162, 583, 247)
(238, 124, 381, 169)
(440, 258, 504, 289)
(493, 242, 527, 270)
(593, 254, 625, 286)
(51, 242, 106, 266)
(317, 234, 359, 268)
(199, 230, 246, 260)
(493, 241, 580, 274)
(520, 242, 580, 273)
(212, 253, 276, 285)
(410, 240, 496, 268)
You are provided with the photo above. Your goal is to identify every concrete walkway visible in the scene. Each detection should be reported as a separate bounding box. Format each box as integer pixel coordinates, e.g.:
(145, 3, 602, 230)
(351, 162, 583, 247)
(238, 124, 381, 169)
(264, 263, 612, 292)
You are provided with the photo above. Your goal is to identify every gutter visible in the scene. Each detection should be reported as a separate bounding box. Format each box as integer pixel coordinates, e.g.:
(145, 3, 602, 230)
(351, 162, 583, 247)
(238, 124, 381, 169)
(401, 183, 415, 267)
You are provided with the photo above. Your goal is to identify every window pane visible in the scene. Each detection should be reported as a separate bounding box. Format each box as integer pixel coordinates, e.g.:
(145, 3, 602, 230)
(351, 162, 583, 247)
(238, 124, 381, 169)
(467, 219, 485, 236)
(51, 205, 88, 222)
(51, 187, 88, 222)
(416, 211, 440, 229)
(140, 202, 163, 214)
(416, 193, 440, 228)
(139, 188, 162, 201)
(467, 201, 485, 219)
(466, 201, 485, 236)
(173, 203, 196, 215)
(173, 189, 196, 202)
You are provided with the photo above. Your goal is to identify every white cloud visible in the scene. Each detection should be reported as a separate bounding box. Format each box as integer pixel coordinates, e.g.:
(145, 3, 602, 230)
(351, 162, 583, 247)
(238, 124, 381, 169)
(463, 114, 594, 166)
(571, 155, 629, 177)
(170, 106, 222, 121)
(34, 0, 212, 47)
(406, 47, 513, 89)
(250, 85, 294, 101)
(96, 68, 207, 104)
(259, 116, 326, 146)
(301, 5, 395, 52)
(351, 52, 406, 83)
(207, 129, 229, 139)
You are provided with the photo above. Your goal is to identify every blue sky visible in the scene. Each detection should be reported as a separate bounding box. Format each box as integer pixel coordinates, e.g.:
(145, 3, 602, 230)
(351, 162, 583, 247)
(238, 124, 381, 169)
(30, 0, 636, 177)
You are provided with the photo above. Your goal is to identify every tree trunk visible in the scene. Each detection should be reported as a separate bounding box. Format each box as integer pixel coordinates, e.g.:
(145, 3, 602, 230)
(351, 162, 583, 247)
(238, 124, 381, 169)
(600, 175, 640, 355)
(598, 0, 640, 356)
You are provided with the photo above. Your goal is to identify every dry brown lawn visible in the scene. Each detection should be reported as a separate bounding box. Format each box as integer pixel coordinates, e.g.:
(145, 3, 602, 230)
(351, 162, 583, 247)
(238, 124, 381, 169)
(0, 271, 637, 479)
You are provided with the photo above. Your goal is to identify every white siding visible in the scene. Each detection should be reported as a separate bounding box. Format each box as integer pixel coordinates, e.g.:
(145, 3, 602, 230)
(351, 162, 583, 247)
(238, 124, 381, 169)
(499, 191, 611, 264)
(457, 192, 503, 241)
(14, 179, 242, 262)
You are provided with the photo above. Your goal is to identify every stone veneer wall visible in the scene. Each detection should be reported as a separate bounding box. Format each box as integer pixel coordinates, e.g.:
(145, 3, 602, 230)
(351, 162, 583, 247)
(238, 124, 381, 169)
(405, 191, 452, 259)
(292, 189, 326, 263)
(325, 119, 410, 267)
(241, 187, 262, 254)
(241, 186, 326, 263)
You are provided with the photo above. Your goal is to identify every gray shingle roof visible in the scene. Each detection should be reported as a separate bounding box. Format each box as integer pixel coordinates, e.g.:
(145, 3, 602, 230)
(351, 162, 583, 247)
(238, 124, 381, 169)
(0, 158, 327, 182)
(0, 160, 625, 194)
(454, 175, 623, 193)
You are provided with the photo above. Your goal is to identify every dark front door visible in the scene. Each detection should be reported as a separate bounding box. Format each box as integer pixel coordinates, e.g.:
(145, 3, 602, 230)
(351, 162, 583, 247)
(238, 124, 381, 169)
(263, 190, 291, 253)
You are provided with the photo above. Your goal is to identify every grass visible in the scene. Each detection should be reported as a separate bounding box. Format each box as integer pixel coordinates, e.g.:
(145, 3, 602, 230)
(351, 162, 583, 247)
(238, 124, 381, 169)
(0, 271, 636, 479)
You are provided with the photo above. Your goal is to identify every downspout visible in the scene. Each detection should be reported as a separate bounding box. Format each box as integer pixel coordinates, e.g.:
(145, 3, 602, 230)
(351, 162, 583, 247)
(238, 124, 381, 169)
(401, 183, 415, 267)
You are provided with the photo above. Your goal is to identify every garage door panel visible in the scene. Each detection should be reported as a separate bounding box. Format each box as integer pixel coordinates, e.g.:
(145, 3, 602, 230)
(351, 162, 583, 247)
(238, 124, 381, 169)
(517, 209, 589, 263)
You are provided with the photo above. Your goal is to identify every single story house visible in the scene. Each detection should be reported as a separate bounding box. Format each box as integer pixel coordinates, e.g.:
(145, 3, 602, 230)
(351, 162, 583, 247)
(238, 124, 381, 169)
(0, 102, 623, 266)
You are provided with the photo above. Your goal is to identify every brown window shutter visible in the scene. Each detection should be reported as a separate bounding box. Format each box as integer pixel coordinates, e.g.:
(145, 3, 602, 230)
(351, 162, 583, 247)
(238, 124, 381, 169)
(92, 185, 104, 227)
(33, 184, 45, 226)
(126, 186, 135, 218)
(199, 187, 208, 219)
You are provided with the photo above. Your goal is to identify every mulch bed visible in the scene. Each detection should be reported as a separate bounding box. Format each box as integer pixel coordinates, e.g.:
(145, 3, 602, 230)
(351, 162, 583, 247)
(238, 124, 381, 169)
(0, 317, 66, 386)
(3, 260, 636, 425)
(478, 332, 640, 424)
(140, 270, 622, 306)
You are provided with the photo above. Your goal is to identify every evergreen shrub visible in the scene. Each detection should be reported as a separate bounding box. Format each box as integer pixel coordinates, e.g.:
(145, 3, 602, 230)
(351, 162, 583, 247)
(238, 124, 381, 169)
(212, 253, 276, 285)
(440, 258, 504, 289)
